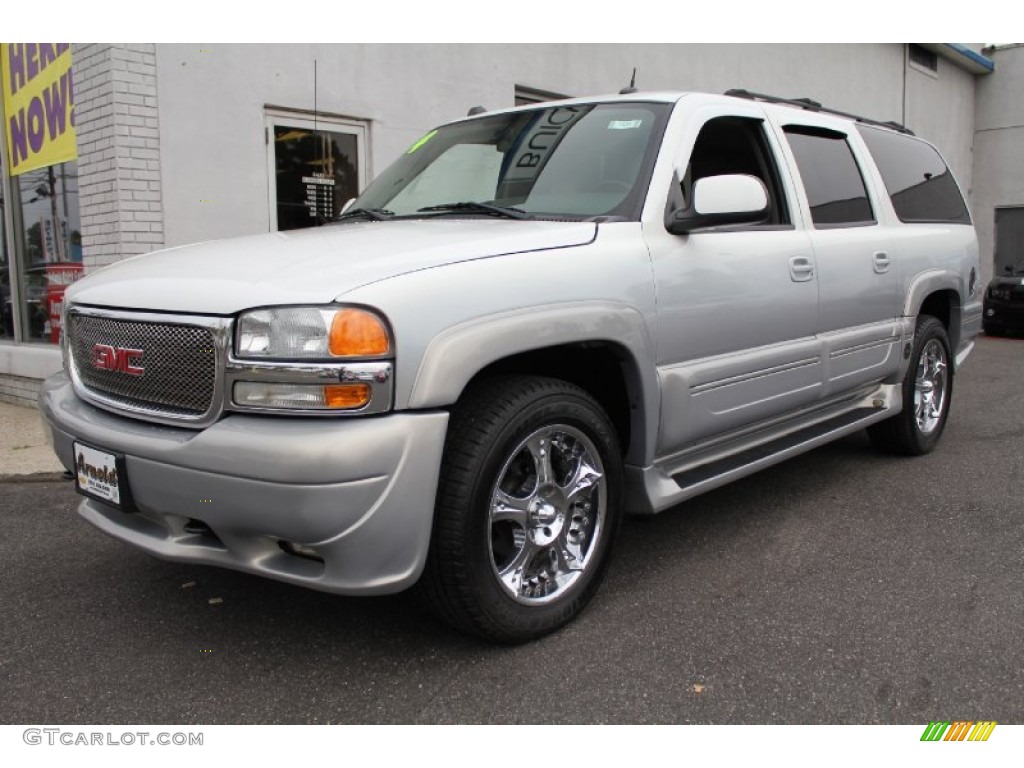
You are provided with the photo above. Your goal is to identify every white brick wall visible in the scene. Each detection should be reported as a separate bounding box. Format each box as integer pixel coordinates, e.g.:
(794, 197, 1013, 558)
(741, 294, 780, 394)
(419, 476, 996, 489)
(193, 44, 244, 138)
(0, 374, 43, 407)
(73, 44, 165, 271)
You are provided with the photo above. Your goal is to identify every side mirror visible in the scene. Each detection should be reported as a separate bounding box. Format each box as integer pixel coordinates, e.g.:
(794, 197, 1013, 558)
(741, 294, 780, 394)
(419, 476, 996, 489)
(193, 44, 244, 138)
(666, 174, 769, 234)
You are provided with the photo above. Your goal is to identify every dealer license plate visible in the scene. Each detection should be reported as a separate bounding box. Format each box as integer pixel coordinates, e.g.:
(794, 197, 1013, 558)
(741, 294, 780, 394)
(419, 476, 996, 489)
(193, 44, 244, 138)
(73, 442, 124, 509)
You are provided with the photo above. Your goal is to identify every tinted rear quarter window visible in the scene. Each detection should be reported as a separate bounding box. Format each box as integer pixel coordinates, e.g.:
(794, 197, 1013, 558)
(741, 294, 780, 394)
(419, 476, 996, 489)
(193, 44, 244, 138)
(857, 126, 971, 224)
(783, 127, 875, 227)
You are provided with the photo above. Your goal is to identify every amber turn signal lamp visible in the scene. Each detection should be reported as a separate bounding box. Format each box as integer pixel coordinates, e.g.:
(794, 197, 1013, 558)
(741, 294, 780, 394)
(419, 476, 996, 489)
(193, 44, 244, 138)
(324, 383, 371, 409)
(329, 309, 390, 356)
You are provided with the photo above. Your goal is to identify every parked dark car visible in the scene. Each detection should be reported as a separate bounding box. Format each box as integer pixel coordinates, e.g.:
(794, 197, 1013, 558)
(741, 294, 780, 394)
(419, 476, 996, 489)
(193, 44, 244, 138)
(984, 267, 1024, 336)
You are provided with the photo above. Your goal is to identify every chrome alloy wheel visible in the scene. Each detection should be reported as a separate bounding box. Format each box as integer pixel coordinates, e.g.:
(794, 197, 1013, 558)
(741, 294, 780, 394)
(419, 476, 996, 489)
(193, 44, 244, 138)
(488, 424, 607, 605)
(914, 338, 948, 435)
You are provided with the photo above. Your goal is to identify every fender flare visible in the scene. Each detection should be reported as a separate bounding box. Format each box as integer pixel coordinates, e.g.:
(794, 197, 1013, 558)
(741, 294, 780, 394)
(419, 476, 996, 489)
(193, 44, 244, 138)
(902, 268, 963, 351)
(407, 301, 660, 464)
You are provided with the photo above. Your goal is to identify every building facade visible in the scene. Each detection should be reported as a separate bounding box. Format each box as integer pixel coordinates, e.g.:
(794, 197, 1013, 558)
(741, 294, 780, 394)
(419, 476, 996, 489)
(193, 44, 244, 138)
(0, 43, 1011, 406)
(973, 44, 1024, 278)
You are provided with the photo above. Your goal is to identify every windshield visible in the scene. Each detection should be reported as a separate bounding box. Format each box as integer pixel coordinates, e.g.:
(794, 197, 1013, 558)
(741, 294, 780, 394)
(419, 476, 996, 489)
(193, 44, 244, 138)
(349, 102, 671, 221)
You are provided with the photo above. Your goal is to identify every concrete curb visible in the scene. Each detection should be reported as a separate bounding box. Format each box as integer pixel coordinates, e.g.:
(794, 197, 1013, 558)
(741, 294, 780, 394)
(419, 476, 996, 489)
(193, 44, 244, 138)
(0, 472, 70, 484)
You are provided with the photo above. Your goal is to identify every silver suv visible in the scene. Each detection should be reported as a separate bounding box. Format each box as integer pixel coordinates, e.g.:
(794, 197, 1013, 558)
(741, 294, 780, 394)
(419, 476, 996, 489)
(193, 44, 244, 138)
(42, 90, 982, 642)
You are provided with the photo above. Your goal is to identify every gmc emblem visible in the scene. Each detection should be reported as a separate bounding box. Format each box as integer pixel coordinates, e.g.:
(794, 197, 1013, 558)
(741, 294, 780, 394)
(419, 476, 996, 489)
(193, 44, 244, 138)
(92, 344, 145, 376)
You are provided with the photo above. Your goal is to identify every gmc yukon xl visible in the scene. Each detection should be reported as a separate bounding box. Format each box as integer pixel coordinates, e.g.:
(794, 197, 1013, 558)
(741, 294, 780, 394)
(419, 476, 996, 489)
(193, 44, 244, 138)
(42, 90, 982, 642)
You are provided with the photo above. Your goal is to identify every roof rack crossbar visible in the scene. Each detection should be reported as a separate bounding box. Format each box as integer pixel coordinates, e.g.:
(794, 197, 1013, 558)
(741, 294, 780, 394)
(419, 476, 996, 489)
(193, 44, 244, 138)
(724, 88, 914, 135)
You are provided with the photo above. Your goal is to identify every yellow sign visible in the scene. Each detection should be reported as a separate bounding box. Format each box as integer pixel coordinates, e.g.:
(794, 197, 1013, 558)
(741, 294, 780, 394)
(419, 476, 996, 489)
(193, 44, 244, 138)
(1, 43, 77, 176)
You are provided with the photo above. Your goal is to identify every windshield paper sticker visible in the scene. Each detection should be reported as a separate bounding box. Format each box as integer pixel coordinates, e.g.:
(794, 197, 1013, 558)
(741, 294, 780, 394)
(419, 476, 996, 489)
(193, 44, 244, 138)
(407, 129, 437, 154)
(608, 120, 643, 130)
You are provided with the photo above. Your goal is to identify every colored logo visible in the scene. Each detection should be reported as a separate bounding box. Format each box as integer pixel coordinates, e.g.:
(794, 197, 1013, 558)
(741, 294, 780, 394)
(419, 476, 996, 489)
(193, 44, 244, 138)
(920, 721, 996, 742)
(92, 344, 145, 376)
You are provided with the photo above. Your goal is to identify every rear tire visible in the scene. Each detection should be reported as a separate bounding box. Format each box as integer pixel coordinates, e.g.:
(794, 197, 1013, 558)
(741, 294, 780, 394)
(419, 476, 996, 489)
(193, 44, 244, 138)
(416, 376, 623, 643)
(868, 315, 952, 456)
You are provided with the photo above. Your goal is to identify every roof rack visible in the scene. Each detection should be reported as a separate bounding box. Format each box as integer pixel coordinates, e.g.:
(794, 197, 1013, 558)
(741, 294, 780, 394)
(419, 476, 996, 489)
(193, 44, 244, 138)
(724, 89, 914, 136)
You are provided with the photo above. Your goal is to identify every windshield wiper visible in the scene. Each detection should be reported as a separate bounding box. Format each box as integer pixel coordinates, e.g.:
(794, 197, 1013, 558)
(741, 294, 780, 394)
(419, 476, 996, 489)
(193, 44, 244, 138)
(336, 207, 395, 222)
(417, 202, 531, 220)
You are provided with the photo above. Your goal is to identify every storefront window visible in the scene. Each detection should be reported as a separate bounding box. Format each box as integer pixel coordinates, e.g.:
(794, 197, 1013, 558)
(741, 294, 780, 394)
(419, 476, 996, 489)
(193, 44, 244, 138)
(265, 111, 367, 232)
(1, 43, 81, 345)
(13, 160, 82, 343)
(0, 164, 11, 340)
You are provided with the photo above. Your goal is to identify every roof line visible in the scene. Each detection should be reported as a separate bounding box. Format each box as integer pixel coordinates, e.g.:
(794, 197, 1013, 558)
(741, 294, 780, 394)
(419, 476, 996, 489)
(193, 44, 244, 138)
(921, 43, 995, 75)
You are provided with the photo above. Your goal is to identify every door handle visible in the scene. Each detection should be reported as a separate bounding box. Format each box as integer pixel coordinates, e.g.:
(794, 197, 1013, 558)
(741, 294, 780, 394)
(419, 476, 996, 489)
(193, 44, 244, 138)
(873, 251, 891, 274)
(789, 255, 815, 282)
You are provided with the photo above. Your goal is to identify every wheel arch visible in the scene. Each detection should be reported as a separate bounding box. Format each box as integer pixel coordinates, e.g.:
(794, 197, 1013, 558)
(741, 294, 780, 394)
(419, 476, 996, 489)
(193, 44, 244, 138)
(903, 271, 962, 356)
(406, 303, 659, 466)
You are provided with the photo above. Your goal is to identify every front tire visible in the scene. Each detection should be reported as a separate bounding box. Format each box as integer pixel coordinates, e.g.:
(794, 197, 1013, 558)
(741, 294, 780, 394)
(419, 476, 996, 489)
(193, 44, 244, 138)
(868, 315, 953, 456)
(417, 376, 623, 643)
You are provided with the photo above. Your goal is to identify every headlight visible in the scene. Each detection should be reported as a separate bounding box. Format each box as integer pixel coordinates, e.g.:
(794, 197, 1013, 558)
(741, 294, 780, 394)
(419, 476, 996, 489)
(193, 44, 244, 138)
(230, 306, 393, 415)
(236, 306, 390, 359)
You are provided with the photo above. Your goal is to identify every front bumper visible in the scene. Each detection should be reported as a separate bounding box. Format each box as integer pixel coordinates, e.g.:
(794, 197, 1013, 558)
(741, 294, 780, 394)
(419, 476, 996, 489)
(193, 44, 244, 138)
(41, 373, 448, 595)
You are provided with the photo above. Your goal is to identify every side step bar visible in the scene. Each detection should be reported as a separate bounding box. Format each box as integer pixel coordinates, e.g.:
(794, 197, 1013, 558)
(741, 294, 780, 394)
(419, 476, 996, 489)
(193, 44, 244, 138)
(672, 407, 880, 489)
(626, 390, 900, 514)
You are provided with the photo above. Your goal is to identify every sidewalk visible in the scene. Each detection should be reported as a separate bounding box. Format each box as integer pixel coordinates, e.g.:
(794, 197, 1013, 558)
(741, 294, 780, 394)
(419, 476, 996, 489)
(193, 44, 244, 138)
(0, 401, 66, 479)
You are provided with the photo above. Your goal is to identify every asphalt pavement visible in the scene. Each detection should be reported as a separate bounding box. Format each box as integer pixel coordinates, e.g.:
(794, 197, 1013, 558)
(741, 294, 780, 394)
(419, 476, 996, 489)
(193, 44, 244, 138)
(1, 336, 1022, 724)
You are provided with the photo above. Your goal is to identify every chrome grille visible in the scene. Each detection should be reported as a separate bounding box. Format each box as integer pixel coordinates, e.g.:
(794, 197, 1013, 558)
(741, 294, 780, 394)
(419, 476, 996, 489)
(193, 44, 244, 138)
(69, 313, 217, 418)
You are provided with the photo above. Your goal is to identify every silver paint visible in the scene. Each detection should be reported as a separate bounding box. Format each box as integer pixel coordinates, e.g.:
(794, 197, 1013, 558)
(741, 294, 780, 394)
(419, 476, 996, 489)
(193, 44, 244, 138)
(41, 374, 447, 594)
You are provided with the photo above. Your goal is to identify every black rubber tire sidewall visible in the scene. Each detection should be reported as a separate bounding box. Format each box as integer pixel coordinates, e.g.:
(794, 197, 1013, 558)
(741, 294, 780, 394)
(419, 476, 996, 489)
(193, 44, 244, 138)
(422, 376, 623, 643)
(871, 316, 954, 456)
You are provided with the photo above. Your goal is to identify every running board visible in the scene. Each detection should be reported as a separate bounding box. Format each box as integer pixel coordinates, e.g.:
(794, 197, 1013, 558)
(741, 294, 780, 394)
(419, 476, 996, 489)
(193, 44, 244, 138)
(626, 389, 900, 514)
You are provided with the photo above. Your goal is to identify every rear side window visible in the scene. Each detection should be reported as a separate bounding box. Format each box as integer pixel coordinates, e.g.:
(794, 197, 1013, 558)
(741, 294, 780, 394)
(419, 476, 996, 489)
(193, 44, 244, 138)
(783, 126, 874, 227)
(857, 125, 971, 224)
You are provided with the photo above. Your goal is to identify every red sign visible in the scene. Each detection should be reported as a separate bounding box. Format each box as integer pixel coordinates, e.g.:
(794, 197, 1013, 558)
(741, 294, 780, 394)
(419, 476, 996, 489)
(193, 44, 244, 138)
(45, 262, 83, 343)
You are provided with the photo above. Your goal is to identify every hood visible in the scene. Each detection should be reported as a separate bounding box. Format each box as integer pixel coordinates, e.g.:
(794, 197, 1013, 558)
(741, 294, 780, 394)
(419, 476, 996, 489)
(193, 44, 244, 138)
(67, 219, 597, 314)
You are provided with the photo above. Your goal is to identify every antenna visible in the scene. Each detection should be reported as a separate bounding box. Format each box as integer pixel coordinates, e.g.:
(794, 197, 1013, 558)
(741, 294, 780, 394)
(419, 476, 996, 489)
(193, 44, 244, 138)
(619, 68, 638, 95)
(313, 58, 326, 226)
